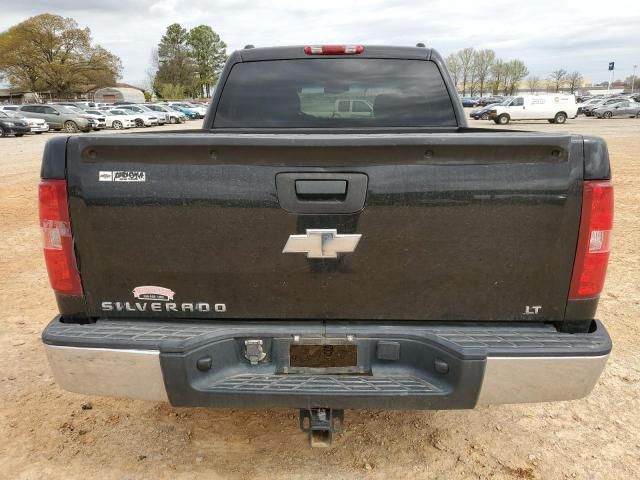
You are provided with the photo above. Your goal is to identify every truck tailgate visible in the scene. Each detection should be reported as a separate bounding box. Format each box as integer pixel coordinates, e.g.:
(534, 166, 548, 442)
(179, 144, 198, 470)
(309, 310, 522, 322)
(65, 133, 583, 321)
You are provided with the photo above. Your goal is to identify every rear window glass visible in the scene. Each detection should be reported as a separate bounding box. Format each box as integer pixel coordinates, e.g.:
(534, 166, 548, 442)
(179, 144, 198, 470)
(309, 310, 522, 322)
(213, 59, 457, 128)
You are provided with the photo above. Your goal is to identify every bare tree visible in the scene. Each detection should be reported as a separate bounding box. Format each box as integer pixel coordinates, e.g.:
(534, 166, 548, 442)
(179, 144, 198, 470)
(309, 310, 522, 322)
(566, 71, 583, 94)
(457, 47, 475, 96)
(526, 76, 541, 93)
(473, 49, 496, 97)
(143, 48, 159, 93)
(549, 69, 567, 92)
(622, 75, 635, 89)
(469, 56, 478, 96)
(445, 54, 461, 92)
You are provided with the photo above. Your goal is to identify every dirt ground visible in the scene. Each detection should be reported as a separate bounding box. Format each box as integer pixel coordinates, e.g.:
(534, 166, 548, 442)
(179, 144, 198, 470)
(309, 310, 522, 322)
(0, 116, 638, 480)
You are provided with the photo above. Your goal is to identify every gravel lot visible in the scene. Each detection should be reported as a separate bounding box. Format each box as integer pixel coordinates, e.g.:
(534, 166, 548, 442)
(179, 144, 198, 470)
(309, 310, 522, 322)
(1, 116, 638, 479)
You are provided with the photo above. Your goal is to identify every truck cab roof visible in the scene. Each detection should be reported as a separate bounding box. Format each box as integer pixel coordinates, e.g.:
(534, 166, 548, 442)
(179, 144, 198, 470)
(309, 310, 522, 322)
(236, 45, 435, 62)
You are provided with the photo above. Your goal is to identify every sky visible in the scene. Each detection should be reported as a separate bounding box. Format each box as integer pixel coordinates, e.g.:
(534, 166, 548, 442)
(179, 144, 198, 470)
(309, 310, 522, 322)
(0, 0, 638, 87)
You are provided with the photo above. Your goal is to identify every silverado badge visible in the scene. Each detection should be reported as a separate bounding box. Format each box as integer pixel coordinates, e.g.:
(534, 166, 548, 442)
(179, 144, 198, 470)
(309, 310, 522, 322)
(282, 229, 361, 259)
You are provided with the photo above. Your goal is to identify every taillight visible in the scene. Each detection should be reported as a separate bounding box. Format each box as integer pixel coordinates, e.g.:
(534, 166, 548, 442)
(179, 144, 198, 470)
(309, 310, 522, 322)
(569, 180, 613, 299)
(39, 179, 83, 296)
(303, 45, 364, 55)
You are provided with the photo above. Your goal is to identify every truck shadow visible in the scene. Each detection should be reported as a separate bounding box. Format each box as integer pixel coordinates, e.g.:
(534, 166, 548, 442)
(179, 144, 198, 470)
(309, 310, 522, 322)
(124, 403, 541, 478)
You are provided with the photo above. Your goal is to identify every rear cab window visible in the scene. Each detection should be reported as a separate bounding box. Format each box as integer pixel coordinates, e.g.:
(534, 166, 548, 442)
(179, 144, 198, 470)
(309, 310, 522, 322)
(213, 58, 457, 128)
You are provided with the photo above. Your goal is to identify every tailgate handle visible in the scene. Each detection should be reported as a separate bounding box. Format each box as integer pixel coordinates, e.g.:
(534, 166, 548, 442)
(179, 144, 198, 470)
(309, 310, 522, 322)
(276, 173, 368, 214)
(295, 180, 347, 200)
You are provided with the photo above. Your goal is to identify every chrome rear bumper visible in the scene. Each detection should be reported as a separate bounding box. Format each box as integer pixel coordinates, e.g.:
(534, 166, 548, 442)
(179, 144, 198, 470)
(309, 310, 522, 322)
(45, 345, 168, 401)
(477, 354, 608, 404)
(45, 344, 608, 405)
(43, 318, 611, 408)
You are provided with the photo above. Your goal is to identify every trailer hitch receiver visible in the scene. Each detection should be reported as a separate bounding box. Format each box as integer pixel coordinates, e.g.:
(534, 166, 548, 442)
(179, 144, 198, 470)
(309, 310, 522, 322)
(299, 408, 344, 447)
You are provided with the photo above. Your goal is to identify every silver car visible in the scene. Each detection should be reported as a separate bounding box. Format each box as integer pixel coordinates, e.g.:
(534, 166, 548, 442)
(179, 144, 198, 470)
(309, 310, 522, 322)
(0, 109, 49, 133)
(18, 104, 95, 132)
(145, 104, 185, 124)
(593, 100, 640, 119)
(112, 105, 161, 127)
(134, 104, 169, 124)
(64, 106, 106, 130)
(583, 97, 626, 116)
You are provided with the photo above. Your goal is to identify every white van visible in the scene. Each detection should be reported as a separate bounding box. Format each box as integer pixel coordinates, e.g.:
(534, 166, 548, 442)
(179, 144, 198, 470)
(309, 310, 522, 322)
(488, 94, 578, 125)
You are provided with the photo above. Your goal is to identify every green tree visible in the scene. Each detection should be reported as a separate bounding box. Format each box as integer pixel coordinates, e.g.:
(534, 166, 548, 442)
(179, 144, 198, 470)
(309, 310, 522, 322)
(154, 23, 197, 97)
(187, 25, 227, 98)
(157, 83, 186, 100)
(0, 14, 121, 96)
(488, 59, 506, 95)
(473, 49, 496, 96)
(503, 60, 529, 95)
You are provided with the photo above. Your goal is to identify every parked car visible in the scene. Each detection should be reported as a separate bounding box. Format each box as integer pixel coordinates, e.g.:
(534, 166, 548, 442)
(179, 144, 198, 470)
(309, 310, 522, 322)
(165, 104, 198, 119)
(186, 102, 208, 117)
(64, 106, 106, 130)
(166, 102, 202, 119)
(145, 104, 185, 124)
(0, 111, 31, 137)
(55, 101, 97, 110)
(134, 104, 169, 124)
(460, 96, 479, 107)
(488, 94, 578, 124)
(53, 101, 97, 110)
(2, 111, 49, 133)
(593, 100, 640, 118)
(469, 102, 503, 120)
(85, 109, 136, 129)
(18, 104, 96, 132)
(577, 98, 604, 115)
(108, 104, 159, 127)
(39, 45, 613, 445)
(332, 99, 373, 118)
(583, 97, 626, 116)
(476, 96, 504, 106)
(0, 105, 21, 113)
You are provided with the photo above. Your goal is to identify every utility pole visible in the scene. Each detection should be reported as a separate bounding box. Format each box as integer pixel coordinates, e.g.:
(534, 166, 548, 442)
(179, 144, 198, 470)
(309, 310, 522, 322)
(633, 65, 638, 94)
(607, 62, 615, 94)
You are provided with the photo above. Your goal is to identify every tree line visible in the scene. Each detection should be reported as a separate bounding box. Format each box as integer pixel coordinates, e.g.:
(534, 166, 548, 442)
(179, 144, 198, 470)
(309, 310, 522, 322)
(446, 48, 593, 96)
(544, 69, 584, 93)
(446, 48, 528, 97)
(0, 15, 228, 100)
(0, 16, 619, 101)
(151, 23, 227, 99)
(0, 14, 121, 97)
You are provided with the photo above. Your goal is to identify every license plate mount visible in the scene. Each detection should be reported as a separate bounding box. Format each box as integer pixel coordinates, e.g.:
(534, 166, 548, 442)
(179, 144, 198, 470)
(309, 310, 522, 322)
(288, 343, 361, 374)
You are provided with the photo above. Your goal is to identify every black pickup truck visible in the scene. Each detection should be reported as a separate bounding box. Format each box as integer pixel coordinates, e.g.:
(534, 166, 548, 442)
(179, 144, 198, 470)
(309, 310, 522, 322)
(40, 45, 613, 445)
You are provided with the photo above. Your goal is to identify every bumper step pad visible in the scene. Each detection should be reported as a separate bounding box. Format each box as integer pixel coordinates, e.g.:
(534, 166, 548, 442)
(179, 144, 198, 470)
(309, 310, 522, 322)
(207, 374, 441, 394)
(43, 318, 611, 358)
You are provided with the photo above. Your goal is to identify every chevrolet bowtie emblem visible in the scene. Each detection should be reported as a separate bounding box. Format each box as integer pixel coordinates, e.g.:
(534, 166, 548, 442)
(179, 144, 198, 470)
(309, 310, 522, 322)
(282, 229, 362, 259)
